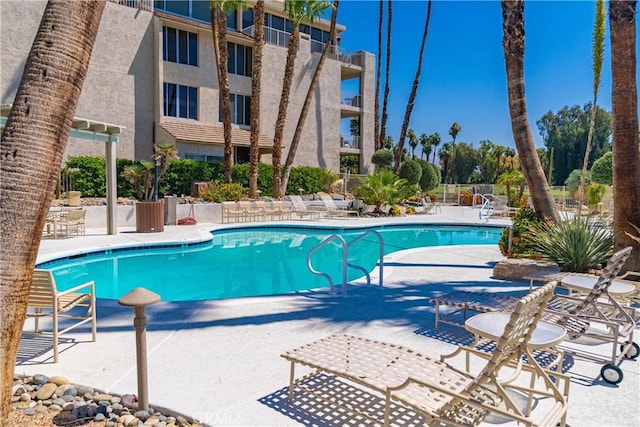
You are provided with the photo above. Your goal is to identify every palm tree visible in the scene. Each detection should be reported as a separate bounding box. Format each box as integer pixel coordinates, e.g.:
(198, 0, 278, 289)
(448, 122, 461, 144)
(281, 0, 339, 194)
(609, 0, 640, 270)
(393, 0, 433, 173)
(374, 0, 383, 150)
(578, 0, 606, 208)
(379, 0, 392, 146)
(0, 1, 105, 420)
(501, 0, 558, 222)
(439, 142, 453, 183)
(249, 1, 265, 199)
(419, 133, 430, 160)
(430, 131, 441, 163)
(271, 0, 332, 198)
(383, 135, 394, 150)
(446, 122, 461, 182)
(407, 129, 418, 159)
(211, 1, 245, 183)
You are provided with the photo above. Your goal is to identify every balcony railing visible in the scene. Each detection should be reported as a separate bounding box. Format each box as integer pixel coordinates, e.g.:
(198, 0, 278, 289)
(108, 0, 153, 11)
(244, 26, 291, 48)
(341, 94, 361, 108)
(341, 135, 361, 149)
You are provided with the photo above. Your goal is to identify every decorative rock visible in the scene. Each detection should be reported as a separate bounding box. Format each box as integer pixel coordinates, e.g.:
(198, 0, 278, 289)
(49, 404, 62, 412)
(49, 375, 70, 385)
(119, 413, 138, 426)
(61, 394, 74, 402)
(12, 384, 26, 396)
(492, 258, 560, 281)
(95, 412, 106, 421)
(35, 383, 57, 400)
(63, 387, 78, 397)
(62, 402, 75, 411)
(111, 403, 124, 414)
(176, 415, 189, 426)
(106, 421, 117, 427)
(55, 384, 71, 396)
(56, 411, 77, 424)
(23, 407, 35, 416)
(153, 421, 167, 427)
(111, 395, 122, 404)
(95, 392, 113, 402)
(53, 398, 66, 406)
(35, 404, 48, 413)
(121, 393, 138, 410)
(20, 392, 31, 402)
(135, 410, 151, 421)
(75, 385, 94, 396)
(10, 396, 19, 403)
(32, 374, 49, 385)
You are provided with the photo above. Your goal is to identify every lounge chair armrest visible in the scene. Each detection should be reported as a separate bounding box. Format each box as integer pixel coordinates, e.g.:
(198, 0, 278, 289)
(58, 280, 95, 296)
(618, 271, 640, 281)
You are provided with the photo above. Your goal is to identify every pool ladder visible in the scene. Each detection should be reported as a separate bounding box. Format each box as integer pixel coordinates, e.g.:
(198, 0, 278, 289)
(306, 230, 384, 297)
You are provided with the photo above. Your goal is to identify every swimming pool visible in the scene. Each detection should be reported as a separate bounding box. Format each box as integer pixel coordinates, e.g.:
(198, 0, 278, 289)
(38, 224, 503, 301)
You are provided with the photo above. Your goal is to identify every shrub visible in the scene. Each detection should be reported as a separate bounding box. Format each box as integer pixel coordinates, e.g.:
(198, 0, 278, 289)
(498, 206, 542, 257)
(459, 191, 474, 206)
(388, 205, 403, 216)
(371, 149, 394, 170)
(591, 151, 612, 185)
(586, 183, 606, 209)
(232, 162, 275, 196)
(201, 183, 248, 202)
(415, 159, 438, 192)
(564, 168, 590, 196)
(352, 170, 408, 213)
(286, 166, 336, 195)
(429, 162, 442, 188)
(398, 159, 422, 185)
(405, 206, 416, 215)
(64, 156, 106, 197)
(530, 215, 613, 272)
(162, 159, 223, 196)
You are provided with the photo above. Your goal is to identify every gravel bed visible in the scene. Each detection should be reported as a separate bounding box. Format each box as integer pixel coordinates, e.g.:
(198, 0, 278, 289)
(10, 374, 202, 427)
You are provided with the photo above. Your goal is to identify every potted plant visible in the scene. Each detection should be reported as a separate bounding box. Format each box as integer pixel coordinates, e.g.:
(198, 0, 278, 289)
(121, 144, 178, 232)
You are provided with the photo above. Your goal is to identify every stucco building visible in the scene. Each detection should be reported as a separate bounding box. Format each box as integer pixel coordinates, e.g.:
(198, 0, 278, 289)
(1, 0, 375, 174)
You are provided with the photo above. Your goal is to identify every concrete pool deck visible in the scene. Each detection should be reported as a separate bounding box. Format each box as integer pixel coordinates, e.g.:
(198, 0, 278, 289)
(18, 206, 640, 426)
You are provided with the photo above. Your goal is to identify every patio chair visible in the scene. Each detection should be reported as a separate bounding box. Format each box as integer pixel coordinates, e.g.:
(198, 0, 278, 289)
(221, 201, 244, 223)
(288, 195, 322, 220)
(58, 208, 86, 237)
(282, 282, 568, 426)
(319, 194, 359, 218)
(543, 246, 637, 384)
(270, 200, 292, 220)
(26, 269, 97, 363)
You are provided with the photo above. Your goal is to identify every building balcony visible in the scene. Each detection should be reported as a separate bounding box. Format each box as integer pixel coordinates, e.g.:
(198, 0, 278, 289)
(341, 135, 361, 150)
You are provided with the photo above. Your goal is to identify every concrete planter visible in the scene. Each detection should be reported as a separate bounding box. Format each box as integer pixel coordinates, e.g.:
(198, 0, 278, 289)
(135, 201, 164, 233)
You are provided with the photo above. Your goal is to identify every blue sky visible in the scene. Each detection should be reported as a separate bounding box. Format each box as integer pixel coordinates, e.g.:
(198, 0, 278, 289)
(335, 0, 634, 152)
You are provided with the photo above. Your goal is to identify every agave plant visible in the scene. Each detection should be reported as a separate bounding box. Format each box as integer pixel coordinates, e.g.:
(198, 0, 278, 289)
(531, 215, 613, 272)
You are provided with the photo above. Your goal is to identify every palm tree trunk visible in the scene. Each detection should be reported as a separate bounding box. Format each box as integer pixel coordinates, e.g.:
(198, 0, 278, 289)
(609, 0, 640, 271)
(374, 0, 383, 150)
(0, 1, 105, 420)
(271, 27, 300, 198)
(379, 0, 392, 146)
(212, 7, 234, 183)
(393, 0, 432, 173)
(500, 0, 558, 222)
(281, 0, 339, 194)
(249, 1, 265, 198)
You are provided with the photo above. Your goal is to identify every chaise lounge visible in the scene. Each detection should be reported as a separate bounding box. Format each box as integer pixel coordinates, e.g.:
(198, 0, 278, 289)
(281, 282, 568, 426)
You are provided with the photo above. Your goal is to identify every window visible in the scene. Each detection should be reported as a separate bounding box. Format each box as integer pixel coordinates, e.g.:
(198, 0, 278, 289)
(242, 8, 254, 29)
(185, 154, 223, 163)
(227, 42, 252, 77)
(163, 26, 198, 66)
(164, 83, 198, 119)
(220, 94, 251, 126)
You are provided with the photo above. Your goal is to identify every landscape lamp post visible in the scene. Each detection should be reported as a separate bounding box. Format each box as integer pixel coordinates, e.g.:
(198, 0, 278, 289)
(118, 287, 161, 411)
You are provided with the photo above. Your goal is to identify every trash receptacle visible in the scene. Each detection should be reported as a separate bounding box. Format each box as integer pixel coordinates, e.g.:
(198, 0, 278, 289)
(164, 196, 177, 225)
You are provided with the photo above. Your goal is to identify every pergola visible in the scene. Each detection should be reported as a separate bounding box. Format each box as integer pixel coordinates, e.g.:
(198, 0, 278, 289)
(1, 106, 124, 235)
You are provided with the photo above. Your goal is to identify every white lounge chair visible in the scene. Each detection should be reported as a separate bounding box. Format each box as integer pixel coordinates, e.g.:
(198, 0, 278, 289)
(319, 194, 359, 218)
(288, 195, 322, 220)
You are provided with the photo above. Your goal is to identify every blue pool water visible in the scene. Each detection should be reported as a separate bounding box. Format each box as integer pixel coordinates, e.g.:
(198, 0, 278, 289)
(38, 224, 502, 301)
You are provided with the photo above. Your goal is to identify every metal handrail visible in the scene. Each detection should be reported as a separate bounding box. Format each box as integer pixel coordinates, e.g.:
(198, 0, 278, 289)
(306, 230, 385, 296)
(346, 230, 384, 288)
(307, 234, 347, 297)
